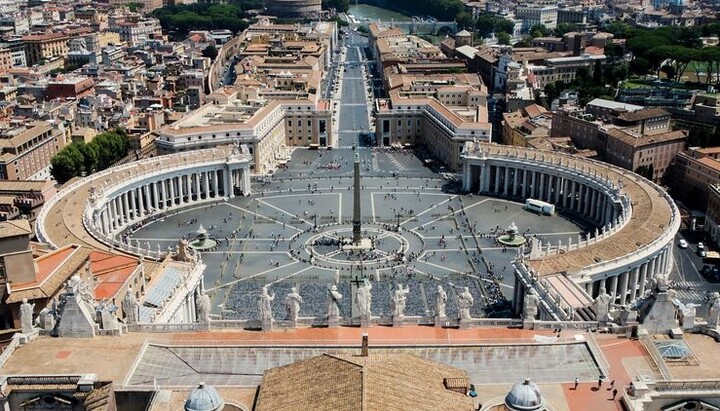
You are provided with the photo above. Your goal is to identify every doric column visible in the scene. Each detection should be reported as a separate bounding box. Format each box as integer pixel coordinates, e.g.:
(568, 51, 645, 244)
(143, 183, 155, 211)
(571, 181, 577, 212)
(539, 173, 545, 201)
(494, 165, 501, 194)
(243, 168, 251, 195)
(462, 162, 471, 192)
(129, 189, 137, 220)
(532, 172, 538, 198)
(169, 176, 176, 206)
(203, 172, 210, 198)
(599, 278, 607, 294)
(638, 262, 649, 298)
(503, 167, 510, 196)
(619, 271, 629, 305)
(121, 193, 129, 223)
(160, 179, 167, 208)
(109, 198, 117, 231)
(212, 170, 218, 197)
(152, 182, 159, 209)
(629, 267, 640, 303)
(101, 209, 109, 235)
(194, 173, 201, 200)
(522, 169, 529, 197)
(610, 275, 619, 302)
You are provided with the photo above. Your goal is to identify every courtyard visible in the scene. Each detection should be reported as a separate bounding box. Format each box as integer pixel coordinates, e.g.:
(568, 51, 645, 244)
(126, 147, 588, 321)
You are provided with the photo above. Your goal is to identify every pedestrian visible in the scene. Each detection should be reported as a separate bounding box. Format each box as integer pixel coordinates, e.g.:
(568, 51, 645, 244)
(574, 377, 579, 390)
(610, 380, 615, 389)
(612, 388, 618, 399)
(598, 377, 603, 388)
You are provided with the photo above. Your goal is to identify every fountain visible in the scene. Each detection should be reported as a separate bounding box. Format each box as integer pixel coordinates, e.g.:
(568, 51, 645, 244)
(497, 222, 527, 247)
(188, 224, 217, 251)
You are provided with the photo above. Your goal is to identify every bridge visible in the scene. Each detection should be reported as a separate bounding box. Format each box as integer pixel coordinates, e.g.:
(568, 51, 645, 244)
(352, 19, 458, 35)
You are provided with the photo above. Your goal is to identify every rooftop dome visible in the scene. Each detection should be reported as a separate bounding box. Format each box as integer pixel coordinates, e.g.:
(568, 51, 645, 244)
(504, 379, 543, 411)
(185, 382, 224, 411)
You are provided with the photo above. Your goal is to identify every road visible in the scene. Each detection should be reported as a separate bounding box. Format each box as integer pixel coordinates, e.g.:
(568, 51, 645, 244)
(336, 30, 372, 148)
(669, 232, 720, 305)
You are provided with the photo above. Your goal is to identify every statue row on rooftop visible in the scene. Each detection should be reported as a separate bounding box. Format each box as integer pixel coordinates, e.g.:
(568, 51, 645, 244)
(198, 281, 476, 329)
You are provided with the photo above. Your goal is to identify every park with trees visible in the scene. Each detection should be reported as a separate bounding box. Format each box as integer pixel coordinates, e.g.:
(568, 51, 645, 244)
(50, 129, 131, 184)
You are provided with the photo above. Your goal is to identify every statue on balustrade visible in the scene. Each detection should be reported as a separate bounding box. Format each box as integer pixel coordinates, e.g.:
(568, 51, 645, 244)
(327, 285, 343, 320)
(284, 287, 303, 323)
(20, 298, 35, 334)
(707, 292, 720, 329)
(457, 287, 474, 320)
(258, 286, 275, 324)
(196, 288, 211, 323)
(355, 278, 372, 322)
(123, 286, 139, 325)
(523, 289, 539, 321)
(392, 284, 409, 318)
(594, 289, 613, 323)
(436, 285, 447, 318)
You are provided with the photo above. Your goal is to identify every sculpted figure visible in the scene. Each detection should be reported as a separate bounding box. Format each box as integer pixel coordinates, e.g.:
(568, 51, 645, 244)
(355, 278, 372, 320)
(523, 289, 540, 321)
(436, 285, 447, 318)
(392, 284, 409, 318)
(327, 285, 343, 320)
(708, 292, 720, 329)
(284, 287, 303, 322)
(258, 286, 275, 323)
(594, 289, 613, 322)
(20, 298, 35, 334)
(457, 287, 474, 320)
(196, 288, 211, 323)
(122, 286, 139, 324)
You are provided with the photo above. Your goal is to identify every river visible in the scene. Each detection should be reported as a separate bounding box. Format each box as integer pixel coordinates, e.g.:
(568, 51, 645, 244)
(347, 4, 412, 22)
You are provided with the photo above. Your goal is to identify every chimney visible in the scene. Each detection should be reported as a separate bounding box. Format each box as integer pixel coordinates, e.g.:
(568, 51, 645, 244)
(361, 333, 369, 356)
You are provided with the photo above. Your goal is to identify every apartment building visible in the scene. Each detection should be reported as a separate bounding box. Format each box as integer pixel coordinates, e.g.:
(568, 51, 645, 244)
(502, 104, 551, 146)
(515, 5, 559, 31)
(155, 98, 332, 174)
(552, 99, 687, 181)
(668, 147, 720, 207)
(0, 120, 68, 180)
(374, 72, 491, 171)
(21, 32, 69, 66)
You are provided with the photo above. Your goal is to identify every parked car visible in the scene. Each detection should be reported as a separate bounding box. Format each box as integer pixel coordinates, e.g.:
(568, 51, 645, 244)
(700, 249, 707, 258)
(679, 239, 688, 248)
(698, 242, 705, 250)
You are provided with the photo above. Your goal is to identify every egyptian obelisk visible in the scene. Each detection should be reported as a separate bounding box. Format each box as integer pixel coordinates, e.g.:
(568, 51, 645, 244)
(352, 149, 361, 244)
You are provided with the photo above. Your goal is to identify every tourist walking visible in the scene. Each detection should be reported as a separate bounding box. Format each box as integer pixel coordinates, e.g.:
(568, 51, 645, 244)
(612, 388, 618, 400)
(574, 377, 579, 390)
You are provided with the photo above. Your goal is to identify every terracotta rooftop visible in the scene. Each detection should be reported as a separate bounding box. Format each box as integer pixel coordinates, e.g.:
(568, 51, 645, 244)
(89, 250, 140, 300)
(616, 107, 669, 122)
(255, 353, 474, 411)
(7, 244, 85, 303)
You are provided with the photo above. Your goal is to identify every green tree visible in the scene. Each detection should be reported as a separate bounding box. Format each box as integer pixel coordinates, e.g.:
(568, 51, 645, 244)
(635, 164, 654, 180)
(126, 2, 144, 12)
(202, 45, 218, 60)
(554, 23, 578, 36)
(497, 32, 511, 45)
(529, 24, 549, 38)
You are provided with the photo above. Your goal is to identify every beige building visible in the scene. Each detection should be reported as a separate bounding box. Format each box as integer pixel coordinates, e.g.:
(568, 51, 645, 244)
(156, 98, 331, 174)
(374, 72, 491, 171)
(551, 99, 687, 182)
(21, 33, 69, 67)
(502, 104, 551, 146)
(668, 147, 720, 207)
(0, 121, 68, 181)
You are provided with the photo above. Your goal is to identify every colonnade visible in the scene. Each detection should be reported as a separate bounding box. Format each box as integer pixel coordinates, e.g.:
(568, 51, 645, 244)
(94, 166, 250, 237)
(463, 162, 620, 227)
(461, 150, 678, 318)
(583, 245, 673, 305)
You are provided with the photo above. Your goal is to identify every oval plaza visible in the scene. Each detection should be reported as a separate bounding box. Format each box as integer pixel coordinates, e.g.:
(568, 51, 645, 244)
(35, 138, 680, 325)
